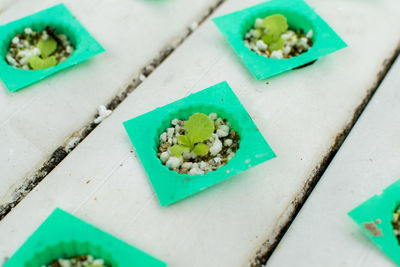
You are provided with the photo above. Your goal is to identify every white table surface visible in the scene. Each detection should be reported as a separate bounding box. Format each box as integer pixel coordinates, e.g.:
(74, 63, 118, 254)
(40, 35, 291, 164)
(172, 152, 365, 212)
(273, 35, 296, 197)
(1, 0, 400, 266)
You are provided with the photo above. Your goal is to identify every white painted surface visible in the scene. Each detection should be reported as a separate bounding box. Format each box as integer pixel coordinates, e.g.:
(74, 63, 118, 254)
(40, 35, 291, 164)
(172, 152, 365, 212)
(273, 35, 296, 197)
(0, 0, 400, 266)
(267, 56, 400, 267)
(0, 0, 221, 206)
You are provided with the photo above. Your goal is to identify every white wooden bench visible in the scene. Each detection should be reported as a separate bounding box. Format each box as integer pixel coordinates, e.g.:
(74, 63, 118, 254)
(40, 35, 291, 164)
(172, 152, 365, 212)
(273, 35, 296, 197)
(0, 0, 399, 266)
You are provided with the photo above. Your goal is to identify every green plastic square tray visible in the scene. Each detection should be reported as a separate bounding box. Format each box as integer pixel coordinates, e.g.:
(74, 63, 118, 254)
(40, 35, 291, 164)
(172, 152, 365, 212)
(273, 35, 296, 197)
(123, 81, 276, 206)
(4, 208, 167, 267)
(0, 4, 105, 91)
(349, 179, 400, 266)
(212, 0, 347, 80)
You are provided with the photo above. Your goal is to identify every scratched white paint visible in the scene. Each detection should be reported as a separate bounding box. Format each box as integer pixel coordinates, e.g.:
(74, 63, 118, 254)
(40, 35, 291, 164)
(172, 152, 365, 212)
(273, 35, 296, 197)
(0, 0, 400, 266)
(0, 0, 222, 207)
(267, 57, 400, 267)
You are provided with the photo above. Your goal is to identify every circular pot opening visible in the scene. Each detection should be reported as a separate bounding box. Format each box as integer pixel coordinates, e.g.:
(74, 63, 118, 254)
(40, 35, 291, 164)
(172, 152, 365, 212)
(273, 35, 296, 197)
(24, 241, 118, 267)
(240, 9, 317, 59)
(153, 104, 243, 176)
(2, 21, 78, 71)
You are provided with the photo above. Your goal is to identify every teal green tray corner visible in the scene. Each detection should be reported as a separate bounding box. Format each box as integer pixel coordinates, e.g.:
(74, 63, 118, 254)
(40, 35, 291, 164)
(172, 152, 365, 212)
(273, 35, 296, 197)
(0, 4, 105, 92)
(212, 0, 347, 80)
(348, 179, 400, 266)
(4, 208, 167, 267)
(123, 81, 276, 206)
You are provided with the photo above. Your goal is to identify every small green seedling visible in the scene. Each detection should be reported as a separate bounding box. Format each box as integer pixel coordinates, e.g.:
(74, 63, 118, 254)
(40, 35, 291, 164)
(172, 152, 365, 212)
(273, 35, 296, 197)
(38, 38, 57, 58)
(29, 37, 58, 69)
(260, 14, 288, 51)
(29, 55, 57, 70)
(170, 113, 214, 157)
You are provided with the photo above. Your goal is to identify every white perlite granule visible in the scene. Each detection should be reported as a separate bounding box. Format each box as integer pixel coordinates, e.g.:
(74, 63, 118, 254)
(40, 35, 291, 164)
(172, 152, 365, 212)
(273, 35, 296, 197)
(94, 105, 112, 124)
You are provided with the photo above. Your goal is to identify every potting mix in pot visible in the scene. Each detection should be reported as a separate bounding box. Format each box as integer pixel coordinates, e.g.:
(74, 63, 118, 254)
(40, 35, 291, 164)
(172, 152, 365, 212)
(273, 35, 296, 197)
(6, 26, 74, 70)
(392, 204, 400, 244)
(244, 14, 313, 59)
(43, 254, 108, 267)
(157, 113, 240, 175)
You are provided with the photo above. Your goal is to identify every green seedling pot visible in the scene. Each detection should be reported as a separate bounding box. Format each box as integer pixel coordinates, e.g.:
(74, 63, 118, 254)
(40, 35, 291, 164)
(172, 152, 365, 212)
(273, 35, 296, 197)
(349, 179, 400, 266)
(4, 208, 167, 267)
(123, 81, 276, 206)
(212, 0, 347, 80)
(0, 4, 105, 91)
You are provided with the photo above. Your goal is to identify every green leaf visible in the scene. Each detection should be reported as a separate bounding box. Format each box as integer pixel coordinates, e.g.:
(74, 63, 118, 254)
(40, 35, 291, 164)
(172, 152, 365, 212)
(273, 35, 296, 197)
(262, 14, 288, 36)
(170, 144, 190, 157)
(177, 135, 192, 148)
(192, 143, 209, 156)
(261, 33, 277, 45)
(185, 113, 214, 143)
(38, 37, 57, 58)
(28, 55, 57, 70)
(268, 37, 285, 51)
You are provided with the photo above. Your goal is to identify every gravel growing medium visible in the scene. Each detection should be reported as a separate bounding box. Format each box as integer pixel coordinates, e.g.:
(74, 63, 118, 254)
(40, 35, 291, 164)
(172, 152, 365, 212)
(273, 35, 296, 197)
(244, 14, 313, 59)
(43, 254, 107, 267)
(392, 204, 400, 244)
(157, 113, 240, 175)
(6, 26, 74, 70)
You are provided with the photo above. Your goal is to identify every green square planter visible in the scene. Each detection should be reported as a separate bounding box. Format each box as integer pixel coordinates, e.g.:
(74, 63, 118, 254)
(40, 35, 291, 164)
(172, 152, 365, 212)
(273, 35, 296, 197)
(4, 208, 167, 267)
(212, 0, 347, 80)
(348, 179, 400, 266)
(123, 81, 276, 206)
(0, 4, 105, 92)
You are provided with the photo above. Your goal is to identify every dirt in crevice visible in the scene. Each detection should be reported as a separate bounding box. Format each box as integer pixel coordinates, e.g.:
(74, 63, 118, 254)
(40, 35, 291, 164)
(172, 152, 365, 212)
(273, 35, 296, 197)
(0, 0, 226, 222)
(250, 42, 400, 267)
(364, 222, 383, 236)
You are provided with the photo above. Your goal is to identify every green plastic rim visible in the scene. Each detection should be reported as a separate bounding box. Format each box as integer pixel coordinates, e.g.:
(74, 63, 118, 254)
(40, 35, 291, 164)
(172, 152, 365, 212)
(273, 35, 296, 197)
(0, 4, 105, 91)
(212, 0, 347, 80)
(123, 81, 276, 206)
(348, 179, 400, 266)
(4, 208, 167, 267)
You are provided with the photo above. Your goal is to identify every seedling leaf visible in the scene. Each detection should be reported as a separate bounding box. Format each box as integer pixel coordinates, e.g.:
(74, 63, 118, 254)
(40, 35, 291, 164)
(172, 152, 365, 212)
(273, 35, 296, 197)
(177, 135, 192, 148)
(261, 34, 276, 45)
(38, 37, 57, 58)
(268, 38, 285, 51)
(262, 14, 288, 35)
(185, 113, 214, 143)
(193, 143, 209, 156)
(29, 55, 57, 70)
(170, 145, 190, 157)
